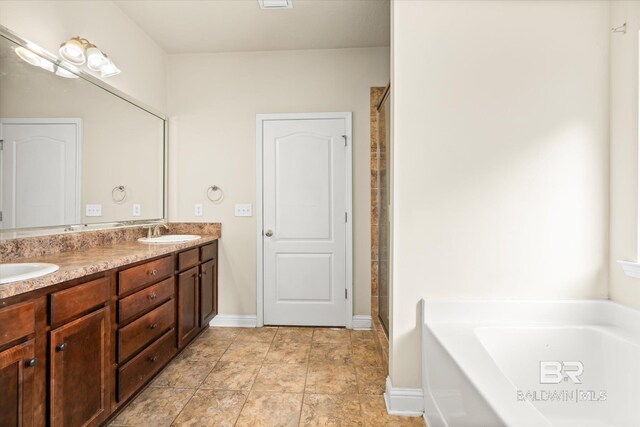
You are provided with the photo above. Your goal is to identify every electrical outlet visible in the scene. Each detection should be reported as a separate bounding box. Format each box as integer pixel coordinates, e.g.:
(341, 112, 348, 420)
(194, 203, 203, 217)
(235, 204, 252, 217)
(132, 204, 141, 217)
(85, 204, 102, 217)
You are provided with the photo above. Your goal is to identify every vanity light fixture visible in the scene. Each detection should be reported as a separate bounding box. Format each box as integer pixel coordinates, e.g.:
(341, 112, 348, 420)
(55, 64, 80, 79)
(15, 46, 54, 72)
(59, 36, 120, 77)
(258, 0, 293, 9)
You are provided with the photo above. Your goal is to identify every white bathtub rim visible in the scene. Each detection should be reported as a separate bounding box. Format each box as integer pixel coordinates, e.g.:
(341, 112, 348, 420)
(419, 299, 639, 427)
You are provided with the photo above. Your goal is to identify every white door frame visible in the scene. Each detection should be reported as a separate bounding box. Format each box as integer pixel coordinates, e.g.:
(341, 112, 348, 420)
(0, 117, 82, 228)
(256, 112, 353, 328)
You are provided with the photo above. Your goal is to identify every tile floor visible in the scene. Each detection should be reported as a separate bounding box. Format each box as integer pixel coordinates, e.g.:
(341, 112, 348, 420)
(109, 326, 425, 426)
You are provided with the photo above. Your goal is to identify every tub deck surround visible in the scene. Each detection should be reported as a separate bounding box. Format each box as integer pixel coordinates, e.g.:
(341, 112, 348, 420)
(421, 299, 640, 427)
(0, 222, 221, 300)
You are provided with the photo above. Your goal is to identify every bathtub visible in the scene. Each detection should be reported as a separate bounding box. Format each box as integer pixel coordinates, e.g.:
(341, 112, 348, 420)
(420, 299, 640, 427)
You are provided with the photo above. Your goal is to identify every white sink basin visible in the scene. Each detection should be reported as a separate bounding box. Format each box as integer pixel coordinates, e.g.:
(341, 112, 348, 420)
(0, 263, 60, 284)
(138, 234, 201, 244)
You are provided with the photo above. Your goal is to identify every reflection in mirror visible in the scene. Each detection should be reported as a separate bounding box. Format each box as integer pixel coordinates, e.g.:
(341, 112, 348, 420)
(0, 31, 165, 231)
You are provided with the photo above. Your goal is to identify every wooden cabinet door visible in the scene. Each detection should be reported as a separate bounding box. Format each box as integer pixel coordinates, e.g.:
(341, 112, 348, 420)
(178, 267, 199, 348)
(50, 307, 109, 427)
(0, 340, 36, 427)
(199, 259, 218, 327)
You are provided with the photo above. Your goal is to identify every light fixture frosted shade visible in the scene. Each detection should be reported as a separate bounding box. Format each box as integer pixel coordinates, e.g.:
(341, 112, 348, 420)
(59, 38, 86, 65)
(100, 58, 121, 77)
(15, 46, 42, 66)
(86, 46, 108, 71)
(55, 64, 79, 79)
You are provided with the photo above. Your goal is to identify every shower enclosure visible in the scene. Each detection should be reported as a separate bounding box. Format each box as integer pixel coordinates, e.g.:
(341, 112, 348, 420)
(376, 86, 391, 333)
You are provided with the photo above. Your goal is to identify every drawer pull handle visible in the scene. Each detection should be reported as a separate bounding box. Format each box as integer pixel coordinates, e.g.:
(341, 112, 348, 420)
(149, 293, 158, 300)
(148, 356, 158, 363)
(56, 343, 68, 352)
(25, 358, 37, 367)
(149, 323, 158, 330)
(151, 269, 158, 276)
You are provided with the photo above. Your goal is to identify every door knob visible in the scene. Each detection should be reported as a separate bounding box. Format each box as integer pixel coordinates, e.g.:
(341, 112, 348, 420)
(264, 230, 273, 237)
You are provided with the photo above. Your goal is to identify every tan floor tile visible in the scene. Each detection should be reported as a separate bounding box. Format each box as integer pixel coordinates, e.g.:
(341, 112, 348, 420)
(110, 387, 194, 427)
(235, 327, 278, 342)
(350, 330, 377, 345)
(352, 342, 383, 367)
(355, 366, 386, 395)
(299, 393, 363, 426)
(253, 363, 308, 393)
(313, 328, 351, 343)
(201, 361, 261, 391)
(359, 395, 425, 426)
(309, 342, 353, 364)
(171, 389, 246, 427)
(274, 327, 315, 343)
(305, 364, 357, 394)
(201, 327, 243, 341)
(219, 340, 270, 362)
(265, 340, 311, 364)
(151, 355, 214, 388)
(235, 390, 303, 427)
(179, 337, 231, 362)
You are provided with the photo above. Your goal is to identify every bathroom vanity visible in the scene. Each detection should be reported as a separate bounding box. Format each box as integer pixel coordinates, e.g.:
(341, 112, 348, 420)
(0, 238, 218, 427)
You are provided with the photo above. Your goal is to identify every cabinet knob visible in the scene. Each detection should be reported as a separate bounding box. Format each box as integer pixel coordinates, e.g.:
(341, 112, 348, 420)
(148, 356, 158, 363)
(149, 323, 158, 330)
(151, 269, 158, 276)
(149, 293, 158, 300)
(56, 343, 68, 352)
(25, 358, 37, 367)
(202, 271, 207, 276)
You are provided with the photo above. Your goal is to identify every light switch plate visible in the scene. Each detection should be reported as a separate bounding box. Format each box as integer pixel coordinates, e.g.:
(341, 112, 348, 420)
(86, 204, 102, 217)
(194, 203, 203, 217)
(132, 204, 141, 217)
(235, 204, 252, 217)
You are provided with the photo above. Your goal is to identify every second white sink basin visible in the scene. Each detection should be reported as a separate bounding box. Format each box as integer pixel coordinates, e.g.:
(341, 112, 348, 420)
(138, 234, 201, 244)
(0, 263, 60, 285)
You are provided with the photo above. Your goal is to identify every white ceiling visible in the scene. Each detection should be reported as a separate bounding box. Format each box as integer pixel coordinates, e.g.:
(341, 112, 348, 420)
(114, 0, 390, 54)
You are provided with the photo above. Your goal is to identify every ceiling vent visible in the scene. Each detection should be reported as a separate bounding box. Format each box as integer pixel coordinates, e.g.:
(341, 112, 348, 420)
(258, 0, 293, 10)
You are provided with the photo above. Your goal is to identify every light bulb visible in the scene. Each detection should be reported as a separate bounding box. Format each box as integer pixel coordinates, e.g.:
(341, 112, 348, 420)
(15, 46, 41, 66)
(55, 64, 79, 79)
(86, 46, 107, 71)
(59, 37, 86, 65)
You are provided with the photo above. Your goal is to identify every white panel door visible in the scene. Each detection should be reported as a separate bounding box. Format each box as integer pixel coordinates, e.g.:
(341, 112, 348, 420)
(263, 118, 347, 326)
(0, 119, 81, 228)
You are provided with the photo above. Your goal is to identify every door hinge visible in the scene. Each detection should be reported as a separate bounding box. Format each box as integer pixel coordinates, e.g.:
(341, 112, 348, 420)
(342, 135, 347, 146)
(0, 140, 3, 151)
(0, 211, 2, 222)
(345, 212, 347, 222)
(345, 289, 348, 299)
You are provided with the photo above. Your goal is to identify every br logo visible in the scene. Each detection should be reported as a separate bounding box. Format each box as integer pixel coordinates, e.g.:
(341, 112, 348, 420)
(539, 361, 584, 384)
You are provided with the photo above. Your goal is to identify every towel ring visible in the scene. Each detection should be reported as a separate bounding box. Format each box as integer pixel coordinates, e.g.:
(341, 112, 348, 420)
(207, 185, 224, 203)
(112, 185, 127, 204)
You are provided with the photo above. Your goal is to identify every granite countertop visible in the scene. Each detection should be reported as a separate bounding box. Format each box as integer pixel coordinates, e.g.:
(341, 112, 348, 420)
(0, 235, 219, 301)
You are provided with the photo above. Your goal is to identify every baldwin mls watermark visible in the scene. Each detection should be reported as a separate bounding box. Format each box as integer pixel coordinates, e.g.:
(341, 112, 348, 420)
(516, 361, 607, 403)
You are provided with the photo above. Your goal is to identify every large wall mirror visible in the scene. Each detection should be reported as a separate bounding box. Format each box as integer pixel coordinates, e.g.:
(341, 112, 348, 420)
(0, 26, 166, 233)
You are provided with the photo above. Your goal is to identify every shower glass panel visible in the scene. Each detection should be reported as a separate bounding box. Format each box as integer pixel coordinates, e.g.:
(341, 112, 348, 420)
(377, 87, 391, 333)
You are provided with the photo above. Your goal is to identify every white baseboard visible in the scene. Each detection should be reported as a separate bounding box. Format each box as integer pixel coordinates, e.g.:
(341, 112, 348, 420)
(209, 314, 372, 330)
(209, 314, 257, 328)
(352, 315, 372, 330)
(384, 377, 424, 416)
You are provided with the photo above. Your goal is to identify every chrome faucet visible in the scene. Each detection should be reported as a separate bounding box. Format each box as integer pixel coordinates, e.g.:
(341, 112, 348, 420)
(147, 223, 169, 238)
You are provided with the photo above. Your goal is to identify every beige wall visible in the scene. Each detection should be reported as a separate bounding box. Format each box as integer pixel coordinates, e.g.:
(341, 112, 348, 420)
(610, 1, 640, 310)
(391, 0, 610, 388)
(0, 0, 167, 112)
(167, 47, 390, 317)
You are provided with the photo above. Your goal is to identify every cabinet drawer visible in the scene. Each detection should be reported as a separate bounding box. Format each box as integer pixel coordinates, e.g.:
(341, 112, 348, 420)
(118, 277, 174, 324)
(117, 329, 175, 402)
(0, 301, 35, 348)
(178, 248, 199, 271)
(117, 299, 174, 362)
(118, 256, 173, 296)
(49, 277, 110, 325)
(200, 241, 217, 262)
